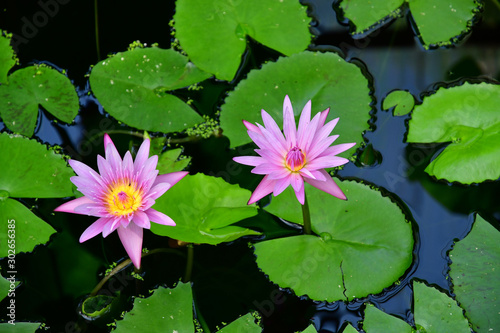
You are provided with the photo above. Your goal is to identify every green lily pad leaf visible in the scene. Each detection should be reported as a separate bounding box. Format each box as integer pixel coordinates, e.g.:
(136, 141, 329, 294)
(0, 31, 17, 84)
(151, 174, 260, 245)
(257, 180, 413, 302)
(341, 324, 358, 333)
(339, 0, 404, 34)
(220, 51, 371, 153)
(363, 304, 412, 333)
(0, 270, 18, 302)
(0, 133, 74, 198)
(449, 215, 500, 332)
(382, 90, 415, 116)
(114, 283, 194, 332)
(0, 198, 56, 258)
(217, 312, 261, 333)
(0, 323, 41, 332)
(300, 324, 318, 333)
(409, 0, 480, 47)
(338, 0, 480, 48)
(81, 295, 117, 320)
(157, 148, 191, 174)
(0, 64, 79, 137)
(174, 0, 311, 81)
(407, 82, 500, 184)
(413, 281, 470, 333)
(89, 46, 210, 133)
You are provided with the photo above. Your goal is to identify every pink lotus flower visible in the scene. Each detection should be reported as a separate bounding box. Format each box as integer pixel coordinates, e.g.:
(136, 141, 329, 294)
(233, 96, 355, 205)
(55, 134, 187, 269)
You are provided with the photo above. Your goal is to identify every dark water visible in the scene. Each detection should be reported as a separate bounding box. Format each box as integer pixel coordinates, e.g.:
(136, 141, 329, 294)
(1, 1, 499, 332)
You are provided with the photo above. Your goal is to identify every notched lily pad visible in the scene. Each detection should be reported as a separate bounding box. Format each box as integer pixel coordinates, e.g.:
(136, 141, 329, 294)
(256, 180, 413, 302)
(339, 0, 404, 35)
(407, 82, 500, 184)
(449, 215, 500, 333)
(0, 64, 79, 137)
(382, 90, 414, 116)
(157, 148, 191, 174)
(151, 173, 260, 245)
(89, 46, 211, 133)
(174, 0, 311, 80)
(217, 312, 261, 333)
(0, 30, 17, 84)
(220, 51, 371, 155)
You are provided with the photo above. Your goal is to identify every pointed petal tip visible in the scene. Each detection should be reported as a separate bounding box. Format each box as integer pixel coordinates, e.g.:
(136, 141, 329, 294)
(103, 133, 112, 147)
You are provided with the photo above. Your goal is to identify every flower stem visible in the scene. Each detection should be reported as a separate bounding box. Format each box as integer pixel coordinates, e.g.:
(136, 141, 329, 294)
(183, 244, 194, 283)
(302, 191, 312, 235)
(94, 0, 101, 61)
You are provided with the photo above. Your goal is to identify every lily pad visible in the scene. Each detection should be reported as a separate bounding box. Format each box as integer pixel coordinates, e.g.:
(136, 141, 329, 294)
(413, 281, 470, 333)
(382, 90, 414, 116)
(0, 133, 74, 198)
(0, 270, 18, 302)
(449, 215, 500, 332)
(300, 324, 319, 333)
(114, 283, 194, 332)
(338, 0, 480, 48)
(407, 82, 500, 184)
(341, 324, 358, 333)
(151, 174, 260, 245)
(89, 46, 210, 133)
(0, 323, 41, 332)
(363, 303, 411, 333)
(157, 148, 191, 174)
(0, 64, 79, 137)
(217, 312, 261, 333)
(0, 30, 17, 84)
(174, 0, 311, 80)
(220, 51, 371, 153)
(256, 180, 413, 302)
(0, 198, 56, 258)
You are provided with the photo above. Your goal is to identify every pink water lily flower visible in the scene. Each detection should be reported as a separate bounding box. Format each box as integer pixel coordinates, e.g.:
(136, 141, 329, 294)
(55, 134, 187, 269)
(233, 95, 356, 205)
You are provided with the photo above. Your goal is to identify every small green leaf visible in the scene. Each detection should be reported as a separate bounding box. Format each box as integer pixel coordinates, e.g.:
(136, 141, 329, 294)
(341, 323, 359, 333)
(0, 323, 41, 332)
(151, 174, 260, 245)
(0, 133, 74, 198)
(220, 51, 371, 153)
(407, 82, 500, 184)
(157, 148, 191, 174)
(81, 295, 116, 320)
(382, 90, 415, 116)
(300, 324, 319, 333)
(114, 283, 194, 332)
(257, 180, 413, 302)
(0, 198, 56, 258)
(409, 0, 480, 47)
(217, 312, 261, 333)
(0, 64, 79, 137)
(90, 47, 210, 133)
(363, 304, 412, 333)
(0, 270, 18, 302)
(449, 215, 500, 332)
(0, 30, 17, 84)
(339, 0, 404, 34)
(174, 0, 311, 80)
(413, 281, 470, 333)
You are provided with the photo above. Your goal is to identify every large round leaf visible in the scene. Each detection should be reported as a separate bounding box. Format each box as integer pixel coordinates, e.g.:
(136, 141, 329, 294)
(114, 283, 194, 332)
(174, 0, 311, 81)
(449, 215, 500, 332)
(0, 198, 56, 258)
(220, 51, 371, 154)
(89, 47, 210, 133)
(0, 64, 79, 137)
(0, 30, 16, 84)
(151, 174, 260, 245)
(407, 82, 500, 184)
(0, 133, 74, 198)
(256, 180, 413, 302)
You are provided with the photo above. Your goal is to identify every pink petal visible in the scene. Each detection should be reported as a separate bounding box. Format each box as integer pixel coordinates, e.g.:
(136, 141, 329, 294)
(304, 170, 347, 200)
(145, 208, 176, 226)
(273, 176, 291, 197)
(318, 108, 330, 128)
(79, 217, 112, 242)
(132, 210, 151, 229)
(153, 171, 188, 187)
(70, 176, 104, 201)
(74, 202, 107, 216)
(233, 156, 265, 167)
(69, 160, 105, 187)
(117, 223, 144, 269)
(54, 196, 95, 214)
(134, 138, 151, 174)
(143, 182, 171, 200)
(299, 168, 316, 179)
(103, 133, 113, 149)
(255, 148, 285, 165)
(268, 167, 292, 180)
(251, 163, 283, 175)
(307, 156, 350, 170)
(320, 142, 357, 157)
(122, 151, 134, 180)
(298, 111, 321, 152)
(97, 155, 115, 184)
(294, 184, 305, 205)
(312, 118, 339, 146)
(307, 135, 339, 161)
(290, 173, 304, 192)
(248, 175, 275, 205)
(243, 120, 260, 133)
(137, 156, 159, 191)
(282, 95, 297, 146)
(103, 217, 123, 237)
(260, 112, 287, 152)
(104, 136, 123, 178)
(297, 100, 312, 140)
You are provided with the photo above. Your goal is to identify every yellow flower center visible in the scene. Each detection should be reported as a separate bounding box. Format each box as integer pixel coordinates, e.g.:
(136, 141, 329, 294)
(285, 146, 306, 172)
(105, 181, 142, 216)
